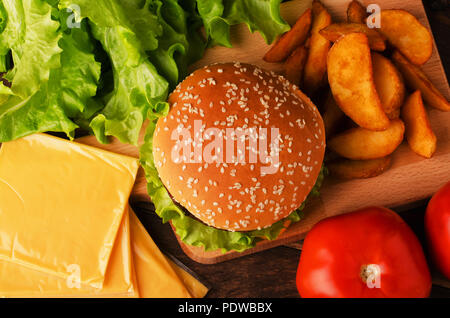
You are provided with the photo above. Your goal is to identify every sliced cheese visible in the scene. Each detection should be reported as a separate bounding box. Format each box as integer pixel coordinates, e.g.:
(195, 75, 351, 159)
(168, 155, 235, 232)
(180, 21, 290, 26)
(166, 257, 209, 298)
(0, 206, 208, 298)
(0, 134, 139, 289)
(0, 209, 137, 297)
(129, 210, 193, 298)
(93, 208, 138, 297)
(0, 134, 207, 298)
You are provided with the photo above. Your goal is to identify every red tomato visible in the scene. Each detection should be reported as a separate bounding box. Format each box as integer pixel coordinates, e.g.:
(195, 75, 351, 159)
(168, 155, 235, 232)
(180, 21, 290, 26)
(296, 207, 431, 298)
(425, 181, 450, 279)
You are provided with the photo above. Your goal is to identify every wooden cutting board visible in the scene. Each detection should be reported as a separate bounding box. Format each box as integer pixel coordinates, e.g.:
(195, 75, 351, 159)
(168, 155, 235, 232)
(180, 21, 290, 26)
(77, 0, 450, 264)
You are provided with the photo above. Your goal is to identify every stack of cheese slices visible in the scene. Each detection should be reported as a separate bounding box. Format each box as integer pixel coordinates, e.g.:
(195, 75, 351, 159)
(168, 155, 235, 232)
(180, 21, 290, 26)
(0, 134, 207, 298)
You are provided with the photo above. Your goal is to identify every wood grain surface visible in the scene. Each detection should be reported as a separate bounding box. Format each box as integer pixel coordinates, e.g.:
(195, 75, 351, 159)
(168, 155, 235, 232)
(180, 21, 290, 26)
(77, 0, 450, 265)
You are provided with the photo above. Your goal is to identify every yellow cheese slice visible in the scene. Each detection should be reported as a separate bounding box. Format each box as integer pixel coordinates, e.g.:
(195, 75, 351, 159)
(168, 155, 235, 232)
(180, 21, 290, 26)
(129, 210, 193, 298)
(166, 257, 209, 298)
(0, 134, 139, 289)
(0, 206, 208, 298)
(93, 208, 138, 297)
(0, 209, 137, 297)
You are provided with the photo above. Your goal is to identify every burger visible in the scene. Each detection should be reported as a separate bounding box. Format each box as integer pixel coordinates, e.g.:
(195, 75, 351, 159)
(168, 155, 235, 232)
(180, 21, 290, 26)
(150, 62, 326, 252)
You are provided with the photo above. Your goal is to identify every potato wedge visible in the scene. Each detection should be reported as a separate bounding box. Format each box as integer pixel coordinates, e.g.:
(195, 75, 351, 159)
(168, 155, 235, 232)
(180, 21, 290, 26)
(304, 37, 311, 49)
(284, 46, 308, 87)
(327, 33, 390, 130)
(264, 9, 312, 63)
(320, 23, 386, 51)
(328, 156, 392, 179)
(372, 53, 405, 119)
(347, 0, 366, 24)
(401, 91, 437, 158)
(378, 10, 433, 65)
(328, 119, 405, 160)
(386, 108, 401, 120)
(321, 92, 346, 138)
(392, 51, 450, 111)
(303, 0, 332, 94)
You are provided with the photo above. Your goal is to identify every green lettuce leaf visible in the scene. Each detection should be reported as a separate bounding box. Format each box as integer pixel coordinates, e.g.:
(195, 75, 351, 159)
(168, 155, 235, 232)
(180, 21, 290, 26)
(0, 18, 101, 142)
(0, 1, 8, 71)
(148, 0, 206, 89)
(60, 0, 162, 51)
(57, 26, 102, 119)
(0, 0, 62, 98)
(88, 23, 169, 145)
(140, 106, 327, 253)
(225, 0, 290, 44)
(59, 0, 171, 145)
(0, 87, 78, 142)
(58, 0, 209, 145)
(197, 0, 290, 47)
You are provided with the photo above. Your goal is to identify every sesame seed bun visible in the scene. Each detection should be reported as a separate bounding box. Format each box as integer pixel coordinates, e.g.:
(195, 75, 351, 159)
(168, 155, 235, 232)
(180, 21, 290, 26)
(153, 63, 325, 232)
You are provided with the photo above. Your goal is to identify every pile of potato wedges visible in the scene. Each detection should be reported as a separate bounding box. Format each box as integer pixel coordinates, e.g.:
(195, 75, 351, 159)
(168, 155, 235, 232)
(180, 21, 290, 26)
(264, 0, 450, 180)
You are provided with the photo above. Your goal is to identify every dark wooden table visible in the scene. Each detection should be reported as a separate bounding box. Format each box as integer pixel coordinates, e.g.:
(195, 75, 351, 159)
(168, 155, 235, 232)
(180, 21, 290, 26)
(133, 0, 450, 298)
